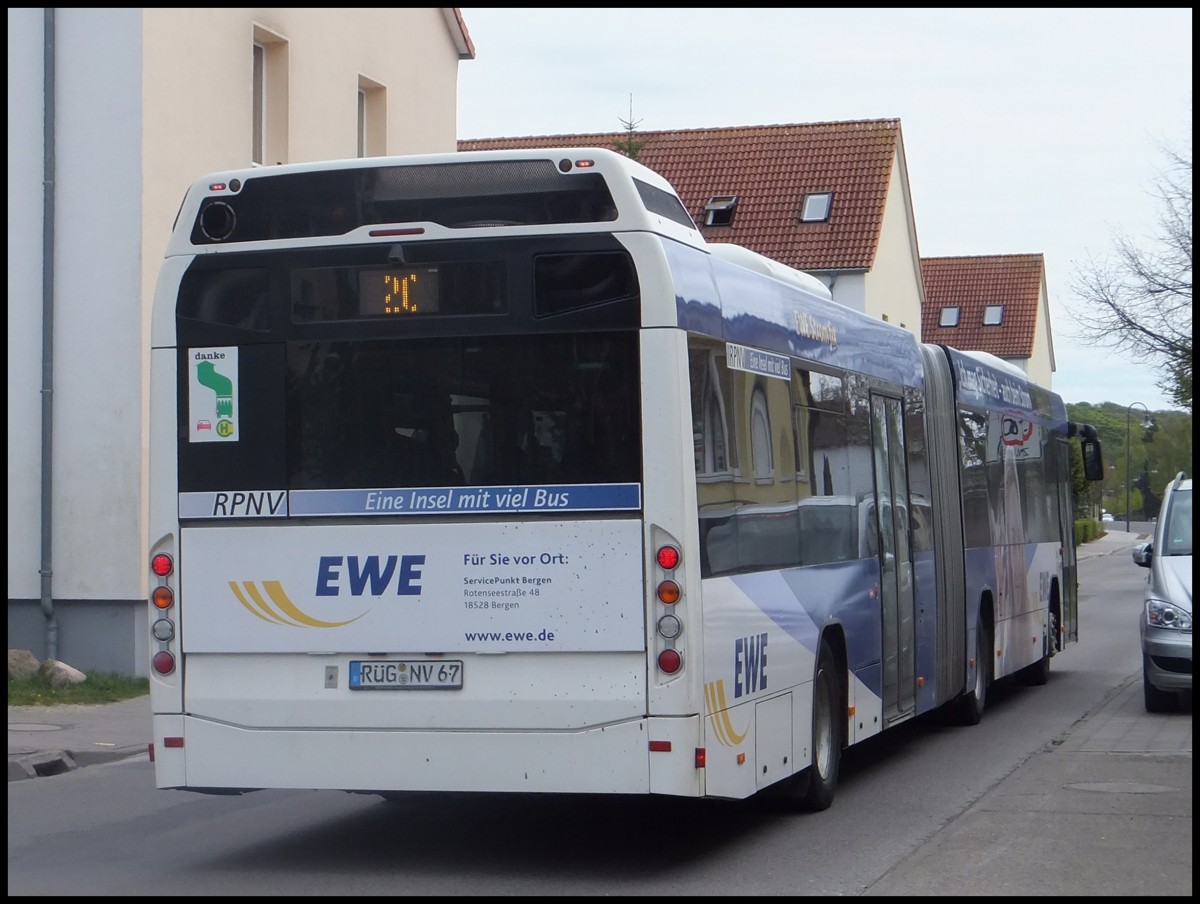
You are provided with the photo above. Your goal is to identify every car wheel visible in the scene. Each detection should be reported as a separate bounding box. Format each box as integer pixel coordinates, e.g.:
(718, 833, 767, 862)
(1142, 655, 1176, 713)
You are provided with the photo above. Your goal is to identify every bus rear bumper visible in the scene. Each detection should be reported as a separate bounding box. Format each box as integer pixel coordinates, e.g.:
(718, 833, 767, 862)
(152, 714, 704, 797)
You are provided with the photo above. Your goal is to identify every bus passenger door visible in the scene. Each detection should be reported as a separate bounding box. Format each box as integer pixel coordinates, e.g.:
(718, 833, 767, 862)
(870, 393, 916, 724)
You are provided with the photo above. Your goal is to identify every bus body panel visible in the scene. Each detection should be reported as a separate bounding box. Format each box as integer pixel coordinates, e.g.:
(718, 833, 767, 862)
(176, 651, 647, 732)
(638, 327, 706, 719)
(666, 238, 925, 390)
(178, 521, 645, 654)
(697, 566, 890, 799)
(148, 345, 184, 714)
(155, 715, 657, 794)
(963, 540, 1062, 679)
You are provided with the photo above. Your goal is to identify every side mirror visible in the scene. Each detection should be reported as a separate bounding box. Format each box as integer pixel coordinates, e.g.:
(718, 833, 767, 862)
(1080, 437, 1104, 482)
(1131, 541, 1152, 568)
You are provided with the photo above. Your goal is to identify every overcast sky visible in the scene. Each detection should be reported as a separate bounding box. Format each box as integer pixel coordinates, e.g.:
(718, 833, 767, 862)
(455, 8, 1192, 412)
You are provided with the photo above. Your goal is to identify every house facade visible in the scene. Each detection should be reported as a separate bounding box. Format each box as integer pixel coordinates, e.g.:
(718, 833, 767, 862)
(920, 254, 1055, 385)
(7, 8, 474, 673)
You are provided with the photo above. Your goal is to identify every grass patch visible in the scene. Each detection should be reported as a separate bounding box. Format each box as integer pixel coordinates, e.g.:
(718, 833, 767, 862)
(8, 671, 149, 707)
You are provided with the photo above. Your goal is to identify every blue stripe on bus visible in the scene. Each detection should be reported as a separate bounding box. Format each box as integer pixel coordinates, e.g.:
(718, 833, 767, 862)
(288, 483, 642, 517)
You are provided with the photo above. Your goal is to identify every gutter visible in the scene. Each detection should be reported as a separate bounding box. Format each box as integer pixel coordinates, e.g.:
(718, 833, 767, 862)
(39, 7, 58, 661)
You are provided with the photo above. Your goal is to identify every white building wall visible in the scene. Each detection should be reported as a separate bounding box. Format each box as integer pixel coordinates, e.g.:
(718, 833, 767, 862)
(827, 271, 867, 313)
(7, 9, 144, 607)
(6, 9, 47, 602)
(863, 156, 923, 336)
(1026, 286, 1054, 387)
(8, 8, 467, 673)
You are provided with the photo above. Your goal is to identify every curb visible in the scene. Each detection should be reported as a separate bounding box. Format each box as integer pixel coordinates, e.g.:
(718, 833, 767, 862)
(8, 744, 147, 782)
(8, 750, 77, 781)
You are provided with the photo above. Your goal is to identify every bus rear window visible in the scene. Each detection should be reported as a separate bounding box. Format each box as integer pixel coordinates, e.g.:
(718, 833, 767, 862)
(285, 332, 641, 491)
(178, 268, 272, 332)
(535, 252, 638, 317)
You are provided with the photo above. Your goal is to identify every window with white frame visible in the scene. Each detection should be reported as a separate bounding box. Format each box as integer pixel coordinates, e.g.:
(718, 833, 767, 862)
(252, 43, 265, 165)
(251, 27, 289, 165)
(703, 195, 738, 227)
(358, 75, 386, 157)
(939, 306, 961, 327)
(983, 304, 1004, 325)
(800, 191, 833, 223)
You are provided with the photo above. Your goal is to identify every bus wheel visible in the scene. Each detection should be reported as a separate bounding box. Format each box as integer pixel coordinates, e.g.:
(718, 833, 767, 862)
(1016, 609, 1053, 686)
(952, 623, 991, 725)
(778, 638, 842, 811)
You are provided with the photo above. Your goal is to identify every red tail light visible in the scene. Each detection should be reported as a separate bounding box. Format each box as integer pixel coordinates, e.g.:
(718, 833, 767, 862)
(657, 649, 682, 673)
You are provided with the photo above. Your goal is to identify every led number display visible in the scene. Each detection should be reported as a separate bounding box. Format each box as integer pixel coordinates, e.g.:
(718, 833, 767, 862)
(359, 267, 440, 317)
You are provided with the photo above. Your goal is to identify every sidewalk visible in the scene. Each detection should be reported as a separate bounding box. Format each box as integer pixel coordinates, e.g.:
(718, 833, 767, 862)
(7, 695, 151, 782)
(5, 530, 1156, 783)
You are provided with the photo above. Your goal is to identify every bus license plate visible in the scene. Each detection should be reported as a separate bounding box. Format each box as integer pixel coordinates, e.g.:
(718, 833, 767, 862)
(348, 660, 463, 690)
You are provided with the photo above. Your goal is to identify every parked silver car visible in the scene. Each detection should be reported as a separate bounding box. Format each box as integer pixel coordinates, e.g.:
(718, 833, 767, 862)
(1132, 471, 1192, 712)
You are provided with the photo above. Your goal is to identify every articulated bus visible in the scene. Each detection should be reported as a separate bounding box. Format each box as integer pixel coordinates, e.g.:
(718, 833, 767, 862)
(147, 148, 1103, 809)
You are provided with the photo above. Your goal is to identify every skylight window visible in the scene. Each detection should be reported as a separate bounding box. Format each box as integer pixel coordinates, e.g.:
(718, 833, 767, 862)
(983, 305, 1004, 325)
(800, 191, 833, 223)
(703, 195, 738, 227)
(939, 306, 961, 327)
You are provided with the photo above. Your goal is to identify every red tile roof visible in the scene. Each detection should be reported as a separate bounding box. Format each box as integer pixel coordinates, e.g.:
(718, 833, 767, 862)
(460, 119, 901, 272)
(920, 254, 1044, 358)
(444, 9, 476, 59)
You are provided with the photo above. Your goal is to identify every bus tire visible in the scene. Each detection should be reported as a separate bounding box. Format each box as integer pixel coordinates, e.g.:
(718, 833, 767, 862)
(952, 622, 991, 725)
(775, 638, 842, 812)
(1016, 608, 1054, 686)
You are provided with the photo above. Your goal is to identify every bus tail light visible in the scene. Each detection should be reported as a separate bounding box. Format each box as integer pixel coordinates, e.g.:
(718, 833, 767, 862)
(657, 614, 682, 639)
(657, 579, 681, 604)
(152, 651, 176, 675)
(656, 545, 680, 570)
(151, 586, 174, 609)
(653, 535, 684, 677)
(151, 553, 174, 577)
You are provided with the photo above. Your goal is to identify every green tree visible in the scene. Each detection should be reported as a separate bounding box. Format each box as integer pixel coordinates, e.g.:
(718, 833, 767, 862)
(1066, 402, 1193, 516)
(1066, 137, 1193, 411)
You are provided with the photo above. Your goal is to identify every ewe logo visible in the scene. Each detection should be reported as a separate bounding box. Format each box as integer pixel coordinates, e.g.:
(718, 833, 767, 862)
(704, 679, 749, 746)
(228, 580, 367, 628)
(227, 554, 425, 628)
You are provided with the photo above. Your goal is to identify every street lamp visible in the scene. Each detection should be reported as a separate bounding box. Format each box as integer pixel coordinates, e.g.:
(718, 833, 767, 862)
(1125, 402, 1154, 532)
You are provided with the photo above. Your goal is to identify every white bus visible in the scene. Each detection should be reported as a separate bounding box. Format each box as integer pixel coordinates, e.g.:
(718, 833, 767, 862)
(147, 148, 1103, 808)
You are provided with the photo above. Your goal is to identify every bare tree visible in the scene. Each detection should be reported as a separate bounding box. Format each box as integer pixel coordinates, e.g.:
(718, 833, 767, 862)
(1067, 137, 1192, 410)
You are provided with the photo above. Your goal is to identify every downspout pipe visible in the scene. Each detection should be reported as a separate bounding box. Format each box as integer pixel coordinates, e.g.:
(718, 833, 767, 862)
(40, 7, 59, 661)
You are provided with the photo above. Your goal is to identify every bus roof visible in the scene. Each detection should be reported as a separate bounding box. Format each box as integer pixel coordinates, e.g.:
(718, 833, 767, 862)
(164, 148, 706, 258)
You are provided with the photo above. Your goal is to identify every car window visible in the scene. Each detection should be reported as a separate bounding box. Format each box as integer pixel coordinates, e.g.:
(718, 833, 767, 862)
(1163, 487, 1192, 556)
